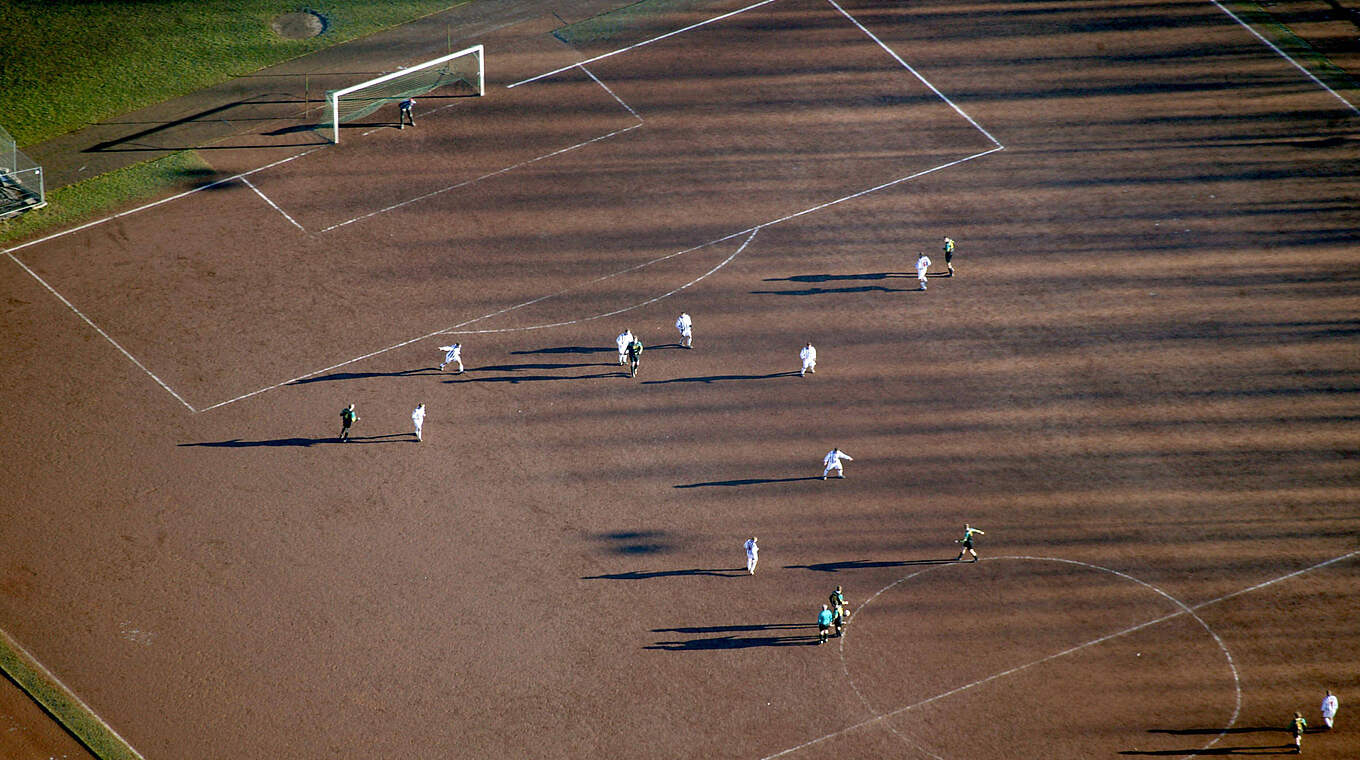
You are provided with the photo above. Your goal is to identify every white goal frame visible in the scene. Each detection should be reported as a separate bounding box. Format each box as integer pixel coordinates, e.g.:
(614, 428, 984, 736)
(328, 44, 485, 143)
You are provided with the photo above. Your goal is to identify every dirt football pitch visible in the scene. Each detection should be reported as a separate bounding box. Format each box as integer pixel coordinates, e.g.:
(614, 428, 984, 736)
(2, 0, 1358, 758)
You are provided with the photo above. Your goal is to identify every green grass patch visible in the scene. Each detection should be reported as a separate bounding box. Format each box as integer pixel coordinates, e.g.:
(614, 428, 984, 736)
(552, 0, 729, 47)
(0, 628, 141, 760)
(0, 0, 471, 148)
(1222, 1, 1360, 97)
(1, 151, 216, 247)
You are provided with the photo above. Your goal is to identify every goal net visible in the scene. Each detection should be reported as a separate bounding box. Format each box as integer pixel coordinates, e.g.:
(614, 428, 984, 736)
(327, 44, 484, 143)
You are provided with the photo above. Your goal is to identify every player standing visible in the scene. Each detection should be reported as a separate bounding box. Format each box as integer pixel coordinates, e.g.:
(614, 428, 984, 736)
(1321, 690, 1338, 729)
(744, 536, 759, 574)
(616, 329, 634, 366)
(626, 337, 644, 378)
(916, 252, 932, 291)
(675, 312, 693, 349)
(943, 236, 956, 277)
(829, 586, 848, 637)
(818, 604, 834, 645)
(399, 98, 416, 128)
(800, 342, 817, 377)
(411, 403, 426, 442)
(822, 448, 853, 480)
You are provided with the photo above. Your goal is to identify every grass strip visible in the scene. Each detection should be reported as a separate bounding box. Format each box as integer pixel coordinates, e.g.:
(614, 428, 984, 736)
(553, 0, 730, 47)
(0, 151, 216, 247)
(1221, 1, 1360, 98)
(0, 1, 471, 148)
(0, 627, 141, 760)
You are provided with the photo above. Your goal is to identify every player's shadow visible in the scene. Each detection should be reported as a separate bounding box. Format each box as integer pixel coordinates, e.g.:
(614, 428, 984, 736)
(673, 476, 822, 488)
(1119, 727, 1298, 755)
(1147, 728, 1290, 736)
(653, 623, 814, 634)
(753, 272, 911, 296)
(644, 371, 801, 385)
(581, 568, 747, 580)
(750, 285, 912, 296)
(466, 361, 613, 372)
(763, 273, 895, 283)
(441, 361, 625, 383)
(785, 559, 959, 572)
(179, 433, 410, 447)
(1118, 747, 1295, 756)
(646, 624, 822, 650)
(263, 124, 322, 136)
(288, 368, 438, 385)
(511, 346, 616, 356)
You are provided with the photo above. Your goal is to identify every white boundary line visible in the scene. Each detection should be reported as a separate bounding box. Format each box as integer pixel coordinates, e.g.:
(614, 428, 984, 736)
(320, 124, 642, 232)
(453, 228, 762, 334)
(240, 177, 305, 231)
(1208, 0, 1359, 116)
(761, 550, 1360, 759)
(0, 629, 147, 760)
(508, 0, 781, 88)
(193, 228, 766, 411)
(828, 0, 1002, 147)
(4, 250, 195, 411)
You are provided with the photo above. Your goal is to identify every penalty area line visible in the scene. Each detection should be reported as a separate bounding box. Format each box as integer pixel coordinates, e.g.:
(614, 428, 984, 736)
(198, 146, 1001, 411)
(240, 177, 305, 231)
(320, 122, 643, 232)
(194, 229, 762, 412)
(451, 228, 761, 335)
(509, 0, 780, 88)
(3, 251, 195, 412)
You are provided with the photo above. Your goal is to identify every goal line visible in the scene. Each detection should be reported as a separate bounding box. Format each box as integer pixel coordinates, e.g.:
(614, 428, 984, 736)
(327, 44, 484, 143)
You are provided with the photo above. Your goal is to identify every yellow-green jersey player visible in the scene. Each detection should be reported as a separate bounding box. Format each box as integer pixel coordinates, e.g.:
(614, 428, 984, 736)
(1290, 711, 1306, 753)
(943, 237, 956, 276)
(955, 523, 985, 562)
(626, 338, 644, 378)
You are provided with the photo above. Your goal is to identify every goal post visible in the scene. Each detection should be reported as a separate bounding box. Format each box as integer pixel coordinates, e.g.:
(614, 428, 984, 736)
(327, 44, 484, 143)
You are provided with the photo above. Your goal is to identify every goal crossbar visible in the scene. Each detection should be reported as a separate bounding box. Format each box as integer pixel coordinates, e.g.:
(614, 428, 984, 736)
(328, 44, 484, 143)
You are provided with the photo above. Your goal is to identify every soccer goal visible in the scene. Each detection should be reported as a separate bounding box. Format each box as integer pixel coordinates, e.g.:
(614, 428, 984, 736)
(327, 44, 484, 143)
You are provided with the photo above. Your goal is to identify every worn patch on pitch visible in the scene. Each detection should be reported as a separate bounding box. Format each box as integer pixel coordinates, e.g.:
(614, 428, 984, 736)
(271, 10, 327, 39)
